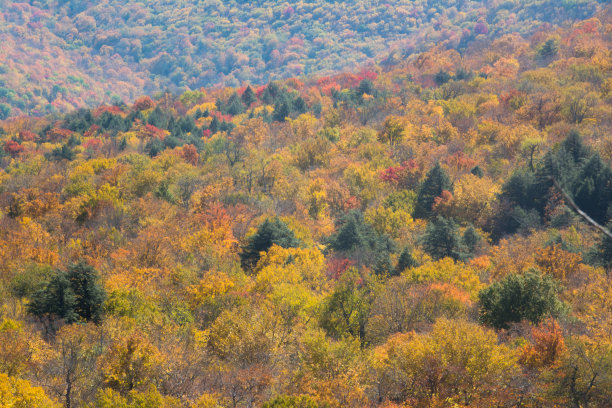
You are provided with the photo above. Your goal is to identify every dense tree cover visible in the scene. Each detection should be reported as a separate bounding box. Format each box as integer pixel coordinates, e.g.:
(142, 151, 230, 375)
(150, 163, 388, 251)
(0, 0, 606, 117)
(0, 10, 611, 407)
(478, 269, 565, 329)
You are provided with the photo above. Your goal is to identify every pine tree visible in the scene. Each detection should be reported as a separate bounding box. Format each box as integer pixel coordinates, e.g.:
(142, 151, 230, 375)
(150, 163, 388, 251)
(28, 273, 78, 324)
(462, 226, 481, 257)
(328, 210, 395, 273)
(414, 162, 452, 219)
(240, 218, 300, 271)
(27, 262, 106, 325)
(422, 216, 466, 261)
(241, 85, 257, 107)
(273, 101, 291, 122)
(66, 262, 106, 324)
(226, 92, 245, 116)
(394, 246, 418, 275)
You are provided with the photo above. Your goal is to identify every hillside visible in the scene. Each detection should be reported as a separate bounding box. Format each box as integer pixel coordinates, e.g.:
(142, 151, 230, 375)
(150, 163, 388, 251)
(1, 7, 612, 408)
(0, 0, 605, 118)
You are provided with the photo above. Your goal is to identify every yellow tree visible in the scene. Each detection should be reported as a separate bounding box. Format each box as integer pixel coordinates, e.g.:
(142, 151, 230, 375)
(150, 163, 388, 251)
(0, 373, 59, 408)
(370, 319, 519, 406)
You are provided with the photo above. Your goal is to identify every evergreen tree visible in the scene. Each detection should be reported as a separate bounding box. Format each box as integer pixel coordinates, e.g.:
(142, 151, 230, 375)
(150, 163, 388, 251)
(225, 92, 246, 116)
(327, 210, 395, 272)
(27, 263, 106, 325)
(147, 106, 168, 129)
(66, 262, 106, 324)
(241, 85, 257, 107)
(144, 138, 164, 157)
(118, 136, 128, 151)
(357, 78, 374, 97)
(261, 82, 282, 105)
(593, 223, 612, 273)
(422, 216, 468, 261)
(434, 69, 452, 86)
(240, 218, 300, 271)
(209, 116, 220, 134)
(395, 246, 418, 275)
(414, 162, 452, 219)
(462, 226, 481, 257)
(273, 101, 291, 122)
(48, 144, 75, 161)
(28, 273, 78, 324)
(293, 96, 307, 114)
(478, 270, 565, 329)
(470, 165, 484, 178)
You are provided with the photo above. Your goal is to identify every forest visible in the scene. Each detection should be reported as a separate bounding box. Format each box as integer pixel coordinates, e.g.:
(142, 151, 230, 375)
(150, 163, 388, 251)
(0, 4, 612, 408)
(0, 0, 606, 118)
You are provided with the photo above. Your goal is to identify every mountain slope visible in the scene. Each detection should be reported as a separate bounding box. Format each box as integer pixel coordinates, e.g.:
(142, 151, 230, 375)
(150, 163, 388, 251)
(0, 0, 604, 117)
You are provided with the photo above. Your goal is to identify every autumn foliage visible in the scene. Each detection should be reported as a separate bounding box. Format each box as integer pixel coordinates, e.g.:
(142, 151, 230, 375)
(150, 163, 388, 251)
(0, 6, 611, 408)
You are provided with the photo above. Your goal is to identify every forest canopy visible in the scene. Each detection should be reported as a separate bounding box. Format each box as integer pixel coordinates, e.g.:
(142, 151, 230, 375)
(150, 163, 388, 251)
(0, 3, 611, 408)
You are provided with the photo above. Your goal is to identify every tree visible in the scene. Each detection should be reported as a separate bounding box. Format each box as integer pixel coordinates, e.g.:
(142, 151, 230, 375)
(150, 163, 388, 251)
(319, 269, 373, 342)
(549, 338, 612, 408)
(422, 216, 466, 261)
(462, 226, 481, 256)
(543, 131, 612, 225)
(370, 319, 518, 405)
(28, 272, 78, 326)
(45, 324, 102, 408)
(66, 262, 106, 324)
(593, 222, 612, 273)
(0, 103, 11, 120)
(327, 210, 395, 273)
(395, 246, 418, 275)
(414, 162, 452, 219)
(101, 333, 163, 394)
(537, 37, 560, 59)
(242, 86, 257, 107)
(0, 373, 59, 408)
(225, 92, 246, 116)
(272, 100, 291, 122)
(240, 218, 299, 271)
(378, 116, 406, 146)
(28, 263, 106, 328)
(478, 270, 565, 330)
(434, 69, 452, 86)
(3, 140, 25, 158)
(366, 279, 470, 343)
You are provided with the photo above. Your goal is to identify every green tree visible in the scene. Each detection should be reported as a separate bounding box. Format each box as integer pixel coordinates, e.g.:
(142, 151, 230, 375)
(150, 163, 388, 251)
(537, 37, 560, 59)
(422, 216, 466, 261)
(462, 226, 481, 257)
(395, 246, 418, 275)
(414, 162, 452, 219)
(225, 92, 245, 116)
(241, 85, 257, 107)
(240, 218, 299, 271)
(593, 223, 612, 273)
(478, 270, 565, 329)
(66, 262, 106, 324)
(28, 263, 106, 326)
(273, 100, 291, 122)
(327, 210, 395, 273)
(28, 272, 78, 325)
(319, 269, 373, 342)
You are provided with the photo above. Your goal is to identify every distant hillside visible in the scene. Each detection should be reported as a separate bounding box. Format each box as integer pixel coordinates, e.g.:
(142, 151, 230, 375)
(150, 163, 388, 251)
(0, 10, 611, 408)
(0, 0, 603, 118)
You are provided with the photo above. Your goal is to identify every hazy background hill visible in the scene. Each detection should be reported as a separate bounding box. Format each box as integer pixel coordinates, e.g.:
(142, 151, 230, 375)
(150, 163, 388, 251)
(0, 0, 604, 118)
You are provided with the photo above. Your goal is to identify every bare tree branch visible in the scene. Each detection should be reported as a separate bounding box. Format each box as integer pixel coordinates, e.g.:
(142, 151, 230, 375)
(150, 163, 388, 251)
(551, 177, 612, 239)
